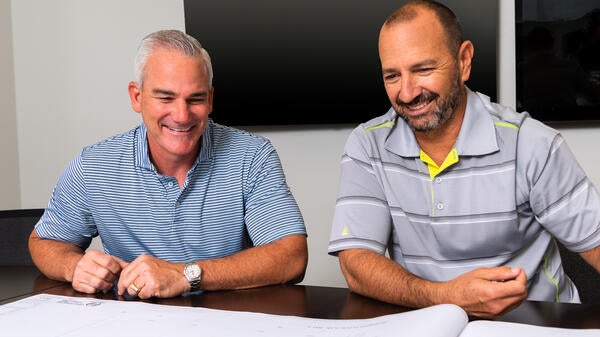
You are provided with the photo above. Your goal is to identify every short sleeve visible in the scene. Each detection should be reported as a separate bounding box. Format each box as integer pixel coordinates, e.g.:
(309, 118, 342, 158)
(35, 152, 96, 249)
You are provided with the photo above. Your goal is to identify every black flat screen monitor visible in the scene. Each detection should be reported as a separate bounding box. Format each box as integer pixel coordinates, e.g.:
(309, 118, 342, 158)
(516, 0, 600, 122)
(184, 0, 498, 126)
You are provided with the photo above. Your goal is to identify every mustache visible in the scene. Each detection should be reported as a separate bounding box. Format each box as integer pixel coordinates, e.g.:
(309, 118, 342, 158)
(396, 91, 439, 108)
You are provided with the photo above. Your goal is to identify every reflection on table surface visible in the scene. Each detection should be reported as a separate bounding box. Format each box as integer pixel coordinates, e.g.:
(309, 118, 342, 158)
(2, 265, 600, 329)
(0, 265, 62, 304)
(37, 281, 411, 320)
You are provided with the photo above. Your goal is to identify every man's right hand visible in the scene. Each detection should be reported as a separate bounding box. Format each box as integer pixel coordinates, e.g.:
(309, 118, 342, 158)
(338, 249, 527, 320)
(445, 266, 528, 319)
(71, 250, 127, 294)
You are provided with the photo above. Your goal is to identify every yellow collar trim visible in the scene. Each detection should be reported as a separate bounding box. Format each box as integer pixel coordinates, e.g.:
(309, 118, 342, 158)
(420, 149, 459, 179)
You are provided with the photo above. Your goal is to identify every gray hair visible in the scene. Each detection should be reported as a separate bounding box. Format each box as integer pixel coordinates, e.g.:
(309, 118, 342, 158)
(134, 29, 213, 87)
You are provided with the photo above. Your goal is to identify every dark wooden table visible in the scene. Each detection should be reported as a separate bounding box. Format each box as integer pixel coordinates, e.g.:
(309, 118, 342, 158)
(0, 265, 63, 304)
(2, 265, 599, 329)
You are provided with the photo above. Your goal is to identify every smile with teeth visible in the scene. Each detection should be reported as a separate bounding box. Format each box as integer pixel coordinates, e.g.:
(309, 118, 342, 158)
(407, 100, 430, 111)
(399, 91, 438, 112)
(165, 125, 193, 132)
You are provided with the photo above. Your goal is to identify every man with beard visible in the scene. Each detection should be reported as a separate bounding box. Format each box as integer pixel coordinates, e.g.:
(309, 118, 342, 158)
(328, 0, 600, 319)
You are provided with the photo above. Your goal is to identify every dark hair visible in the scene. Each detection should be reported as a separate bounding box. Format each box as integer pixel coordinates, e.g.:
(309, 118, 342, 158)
(384, 0, 463, 55)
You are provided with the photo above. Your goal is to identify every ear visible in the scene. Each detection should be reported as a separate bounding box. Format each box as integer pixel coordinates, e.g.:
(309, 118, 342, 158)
(128, 81, 142, 113)
(458, 40, 474, 83)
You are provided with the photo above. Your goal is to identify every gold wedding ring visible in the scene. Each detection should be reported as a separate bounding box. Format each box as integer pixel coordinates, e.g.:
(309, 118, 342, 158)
(129, 282, 141, 295)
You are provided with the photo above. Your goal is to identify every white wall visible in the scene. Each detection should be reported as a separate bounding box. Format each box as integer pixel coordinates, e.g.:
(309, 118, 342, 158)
(4, 1, 600, 288)
(11, 0, 185, 209)
(0, 0, 20, 209)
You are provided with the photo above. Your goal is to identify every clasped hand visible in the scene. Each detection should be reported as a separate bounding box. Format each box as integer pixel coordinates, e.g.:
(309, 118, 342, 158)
(447, 266, 528, 319)
(70, 250, 188, 299)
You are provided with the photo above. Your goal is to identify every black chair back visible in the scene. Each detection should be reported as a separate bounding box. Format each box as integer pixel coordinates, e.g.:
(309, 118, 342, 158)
(557, 241, 600, 304)
(0, 208, 44, 266)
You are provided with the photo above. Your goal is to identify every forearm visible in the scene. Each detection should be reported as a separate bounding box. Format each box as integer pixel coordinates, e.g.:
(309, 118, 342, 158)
(338, 248, 445, 309)
(339, 248, 528, 318)
(198, 234, 308, 291)
(28, 230, 84, 283)
(579, 245, 600, 274)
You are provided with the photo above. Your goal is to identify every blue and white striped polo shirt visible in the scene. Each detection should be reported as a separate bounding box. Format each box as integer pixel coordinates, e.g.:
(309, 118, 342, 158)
(36, 120, 307, 263)
(329, 88, 600, 303)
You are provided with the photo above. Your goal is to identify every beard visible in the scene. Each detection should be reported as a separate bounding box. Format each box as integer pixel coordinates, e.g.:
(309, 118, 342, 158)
(393, 72, 462, 132)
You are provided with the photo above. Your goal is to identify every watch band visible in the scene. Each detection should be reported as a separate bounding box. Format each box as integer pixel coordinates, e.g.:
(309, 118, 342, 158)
(184, 262, 202, 292)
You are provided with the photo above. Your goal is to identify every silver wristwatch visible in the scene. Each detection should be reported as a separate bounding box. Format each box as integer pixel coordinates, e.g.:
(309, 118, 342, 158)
(183, 262, 202, 292)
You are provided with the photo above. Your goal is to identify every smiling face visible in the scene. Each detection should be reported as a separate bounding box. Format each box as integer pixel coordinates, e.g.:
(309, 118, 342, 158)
(128, 47, 213, 168)
(378, 8, 472, 133)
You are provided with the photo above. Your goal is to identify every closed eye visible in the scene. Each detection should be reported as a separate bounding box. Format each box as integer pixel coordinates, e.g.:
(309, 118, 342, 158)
(155, 96, 175, 103)
(187, 98, 206, 105)
(416, 68, 434, 75)
(383, 73, 399, 83)
(151, 89, 176, 103)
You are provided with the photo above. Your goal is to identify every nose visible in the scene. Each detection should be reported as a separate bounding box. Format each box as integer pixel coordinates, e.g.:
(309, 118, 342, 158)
(171, 99, 191, 123)
(397, 74, 422, 104)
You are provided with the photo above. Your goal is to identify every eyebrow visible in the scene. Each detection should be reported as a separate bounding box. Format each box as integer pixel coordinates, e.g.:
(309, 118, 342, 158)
(409, 60, 438, 71)
(151, 88, 208, 98)
(151, 88, 176, 96)
(382, 59, 438, 74)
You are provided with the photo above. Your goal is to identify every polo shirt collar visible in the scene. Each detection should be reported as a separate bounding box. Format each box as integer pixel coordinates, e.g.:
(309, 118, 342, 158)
(385, 87, 499, 158)
(134, 120, 214, 171)
(455, 88, 499, 156)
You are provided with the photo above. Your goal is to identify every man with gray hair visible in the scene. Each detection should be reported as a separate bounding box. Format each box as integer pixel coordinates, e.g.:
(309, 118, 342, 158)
(29, 29, 308, 299)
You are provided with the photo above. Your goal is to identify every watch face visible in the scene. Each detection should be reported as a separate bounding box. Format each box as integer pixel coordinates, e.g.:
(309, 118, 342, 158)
(185, 263, 201, 279)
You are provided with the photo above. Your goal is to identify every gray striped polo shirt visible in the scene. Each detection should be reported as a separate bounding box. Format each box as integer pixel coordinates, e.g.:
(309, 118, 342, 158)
(36, 120, 306, 263)
(329, 88, 600, 303)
